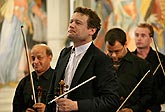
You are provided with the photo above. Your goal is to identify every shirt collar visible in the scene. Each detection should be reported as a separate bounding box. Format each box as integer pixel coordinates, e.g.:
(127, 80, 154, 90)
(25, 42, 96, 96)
(73, 41, 92, 56)
(122, 49, 134, 63)
(133, 47, 153, 60)
(33, 67, 52, 80)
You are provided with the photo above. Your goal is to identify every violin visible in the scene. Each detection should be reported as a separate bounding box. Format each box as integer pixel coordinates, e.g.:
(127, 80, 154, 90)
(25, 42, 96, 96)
(55, 80, 65, 112)
(59, 80, 65, 95)
(58, 80, 69, 96)
(37, 86, 43, 103)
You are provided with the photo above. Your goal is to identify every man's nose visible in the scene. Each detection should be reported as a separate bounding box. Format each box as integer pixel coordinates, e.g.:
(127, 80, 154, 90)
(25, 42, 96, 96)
(69, 21, 77, 27)
(111, 52, 117, 57)
(111, 53, 118, 61)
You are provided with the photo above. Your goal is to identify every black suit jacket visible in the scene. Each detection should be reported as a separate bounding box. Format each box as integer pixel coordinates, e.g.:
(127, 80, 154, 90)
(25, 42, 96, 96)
(133, 47, 165, 112)
(117, 51, 153, 112)
(46, 43, 120, 112)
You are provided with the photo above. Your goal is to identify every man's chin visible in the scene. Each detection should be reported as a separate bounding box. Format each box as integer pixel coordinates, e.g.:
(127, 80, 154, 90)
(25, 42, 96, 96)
(35, 70, 43, 75)
(67, 33, 76, 38)
(67, 35, 73, 39)
(34, 68, 41, 72)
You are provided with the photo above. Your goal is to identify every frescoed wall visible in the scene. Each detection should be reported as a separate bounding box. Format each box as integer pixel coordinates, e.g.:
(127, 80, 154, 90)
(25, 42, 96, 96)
(93, 0, 165, 54)
(0, 0, 164, 85)
(0, 0, 47, 85)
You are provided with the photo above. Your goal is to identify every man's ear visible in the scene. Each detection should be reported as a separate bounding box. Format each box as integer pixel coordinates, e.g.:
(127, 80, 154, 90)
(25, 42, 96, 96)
(124, 41, 128, 47)
(49, 55, 53, 61)
(150, 37, 153, 43)
(89, 28, 96, 36)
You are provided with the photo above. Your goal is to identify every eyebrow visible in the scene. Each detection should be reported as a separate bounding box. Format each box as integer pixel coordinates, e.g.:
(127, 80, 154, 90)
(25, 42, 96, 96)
(71, 18, 83, 23)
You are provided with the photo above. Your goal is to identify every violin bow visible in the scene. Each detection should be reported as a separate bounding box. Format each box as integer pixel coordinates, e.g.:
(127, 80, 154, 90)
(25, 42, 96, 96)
(116, 60, 162, 112)
(21, 26, 36, 104)
(48, 76, 96, 104)
(152, 36, 165, 76)
(116, 70, 150, 112)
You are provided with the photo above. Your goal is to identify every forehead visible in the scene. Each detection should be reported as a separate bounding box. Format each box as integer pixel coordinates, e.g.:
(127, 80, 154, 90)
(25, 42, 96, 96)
(71, 12, 88, 22)
(135, 27, 150, 34)
(106, 41, 123, 49)
(31, 46, 46, 55)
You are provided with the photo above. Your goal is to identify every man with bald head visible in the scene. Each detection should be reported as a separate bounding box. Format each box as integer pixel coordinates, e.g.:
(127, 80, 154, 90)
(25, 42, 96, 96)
(13, 44, 54, 112)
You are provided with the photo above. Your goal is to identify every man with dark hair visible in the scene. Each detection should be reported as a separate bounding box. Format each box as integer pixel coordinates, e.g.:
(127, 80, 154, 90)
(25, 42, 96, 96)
(105, 28, 153, 112)
(13, 44, 54, 112)
(133, 23, 165, 112)
(46, 7, 120, 112)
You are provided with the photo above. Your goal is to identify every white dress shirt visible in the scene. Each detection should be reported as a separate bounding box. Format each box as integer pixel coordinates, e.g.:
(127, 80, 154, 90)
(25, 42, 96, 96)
(64, 41, 92, 93)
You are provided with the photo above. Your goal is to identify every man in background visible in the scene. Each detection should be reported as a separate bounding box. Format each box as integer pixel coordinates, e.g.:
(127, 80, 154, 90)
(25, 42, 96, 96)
(105, 27, 153, 112)
(13, 44, 54, 112)
(133, 23, 165, 112)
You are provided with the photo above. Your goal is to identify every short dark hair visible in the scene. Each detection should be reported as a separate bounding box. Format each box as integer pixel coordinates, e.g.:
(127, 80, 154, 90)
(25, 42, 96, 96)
(74, 7, 101, 40)
(137, 23, 154, 38)
(105, 28, 126, 46)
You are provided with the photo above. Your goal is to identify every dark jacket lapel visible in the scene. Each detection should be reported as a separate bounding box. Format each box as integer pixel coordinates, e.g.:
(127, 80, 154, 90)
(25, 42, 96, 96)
(55, 47, 72, 84)
(70, 43, 95, 89)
